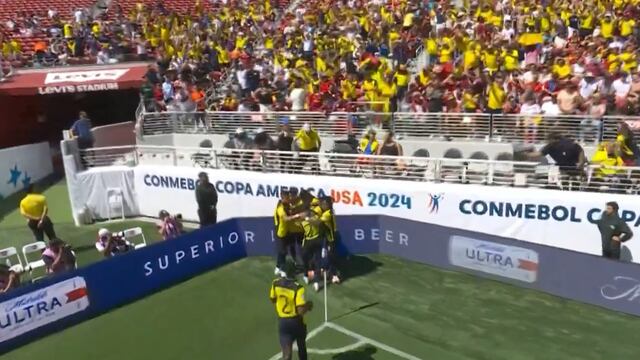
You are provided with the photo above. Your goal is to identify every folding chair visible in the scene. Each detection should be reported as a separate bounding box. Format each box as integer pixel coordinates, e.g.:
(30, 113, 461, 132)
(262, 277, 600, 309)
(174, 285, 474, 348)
(0, 247, 25, 273)
(123, 227, 147, 249)
(106, 187, 125, 221)
(22, 242, 47, 282)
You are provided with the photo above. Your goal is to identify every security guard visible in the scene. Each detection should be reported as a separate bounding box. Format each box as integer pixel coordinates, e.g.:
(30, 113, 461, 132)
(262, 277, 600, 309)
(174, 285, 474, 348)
(301, 206, 324, 291)
(319, 196, 341, 284)
(270, 261, 313, 360)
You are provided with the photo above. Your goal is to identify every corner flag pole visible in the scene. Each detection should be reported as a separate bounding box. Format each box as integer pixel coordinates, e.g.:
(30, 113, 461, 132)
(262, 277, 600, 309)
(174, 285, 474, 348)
(323, 270, 328, 323)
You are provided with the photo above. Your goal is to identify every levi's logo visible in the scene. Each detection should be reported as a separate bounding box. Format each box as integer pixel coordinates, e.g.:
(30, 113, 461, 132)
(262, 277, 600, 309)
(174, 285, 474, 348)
(44, 69, 129, 84)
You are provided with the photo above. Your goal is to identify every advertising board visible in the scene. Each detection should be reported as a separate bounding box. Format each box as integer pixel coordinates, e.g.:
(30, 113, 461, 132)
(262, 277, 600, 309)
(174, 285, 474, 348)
(133, 165, 640, 262)
(2, 216, 640, 355)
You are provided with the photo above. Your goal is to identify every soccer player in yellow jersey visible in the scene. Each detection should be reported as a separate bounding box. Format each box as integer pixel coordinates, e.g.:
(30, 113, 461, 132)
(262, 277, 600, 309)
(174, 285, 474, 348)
(318, 196, 340, 284)
(270, 261, 313, 360)
(274, 190, 305, 277)
(301, 205, 324, 291)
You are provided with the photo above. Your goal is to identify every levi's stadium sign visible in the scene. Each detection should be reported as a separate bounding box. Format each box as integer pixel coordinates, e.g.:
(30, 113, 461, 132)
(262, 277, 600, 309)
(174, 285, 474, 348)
(0, 64, 148, 95)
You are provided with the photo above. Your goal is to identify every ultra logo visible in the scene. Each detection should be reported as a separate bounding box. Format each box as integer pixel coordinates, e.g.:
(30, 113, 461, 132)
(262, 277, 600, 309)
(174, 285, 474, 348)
(0, 277, 90, 342)
(448, 236, 539, 283)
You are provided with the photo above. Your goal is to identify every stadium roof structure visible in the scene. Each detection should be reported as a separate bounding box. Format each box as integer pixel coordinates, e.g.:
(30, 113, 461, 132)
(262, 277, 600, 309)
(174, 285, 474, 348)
(0, 63, 150, 96)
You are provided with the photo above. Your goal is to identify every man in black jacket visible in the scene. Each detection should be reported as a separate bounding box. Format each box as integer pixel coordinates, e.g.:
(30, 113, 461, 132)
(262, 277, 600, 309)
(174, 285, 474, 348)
(597, 201, 633, 260)
(195, 172, 218, 228)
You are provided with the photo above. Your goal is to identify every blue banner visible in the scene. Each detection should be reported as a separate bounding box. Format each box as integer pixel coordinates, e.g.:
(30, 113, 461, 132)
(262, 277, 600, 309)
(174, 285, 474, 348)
(2, 215, 640, 354)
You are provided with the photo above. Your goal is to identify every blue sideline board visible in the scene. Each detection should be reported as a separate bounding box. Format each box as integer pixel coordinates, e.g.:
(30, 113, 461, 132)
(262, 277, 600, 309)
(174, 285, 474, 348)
(2, 215, 640, 354)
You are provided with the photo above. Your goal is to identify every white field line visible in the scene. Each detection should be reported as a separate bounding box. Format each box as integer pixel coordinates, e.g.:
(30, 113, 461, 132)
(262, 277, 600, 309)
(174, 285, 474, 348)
(307, 340, 367, 354)
(325, 322, 423, 360)
(267, 323, 328, 360)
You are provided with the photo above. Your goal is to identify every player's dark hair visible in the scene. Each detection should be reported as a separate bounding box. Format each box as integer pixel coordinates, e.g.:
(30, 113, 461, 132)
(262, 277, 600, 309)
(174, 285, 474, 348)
(606, 201, 619, 212)
(320, 196, 334, 210)
(282, 260, 297, 278)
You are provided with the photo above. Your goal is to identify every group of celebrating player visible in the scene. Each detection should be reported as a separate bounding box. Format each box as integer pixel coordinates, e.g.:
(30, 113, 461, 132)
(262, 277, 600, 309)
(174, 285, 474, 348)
(270, 187, 340, 360)
(273, 187, 340, 291)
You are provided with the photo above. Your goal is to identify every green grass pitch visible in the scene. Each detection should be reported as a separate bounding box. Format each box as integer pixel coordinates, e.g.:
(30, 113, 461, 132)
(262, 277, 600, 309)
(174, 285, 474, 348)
(2, 180, 640, 359)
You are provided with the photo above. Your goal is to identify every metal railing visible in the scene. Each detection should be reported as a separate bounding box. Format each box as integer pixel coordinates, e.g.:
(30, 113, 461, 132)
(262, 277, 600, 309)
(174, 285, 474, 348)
(78, 145, 640, 193)
(139, 111, 631, 144)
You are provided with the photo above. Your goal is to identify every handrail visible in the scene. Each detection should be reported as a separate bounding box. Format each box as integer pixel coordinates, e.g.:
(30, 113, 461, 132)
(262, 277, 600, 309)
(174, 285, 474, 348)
(138, 111, 628, 144)
(77, 144, 640, 193)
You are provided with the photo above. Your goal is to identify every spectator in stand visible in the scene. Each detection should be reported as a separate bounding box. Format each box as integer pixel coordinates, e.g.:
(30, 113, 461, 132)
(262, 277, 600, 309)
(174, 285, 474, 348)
(294, 123, 321, 173)
(557, 82, 582, 115)
(528, 132, 586, 179)
(0, 265, 20, 293)
(162, 76, 174, 105)
(376, 131, 405, 175)
(616, 122, 640, 166)
(289, 80, 307, 112)
(96, 228, 133, 257)
(294, 123, 321, 153)
(70, 111, 94, 149)
(591, 141, 625, 188)
(20, 185, 56, 243)
(612, 72, 632, 112)
(358, 129, 379, 155)
(580, 93, 606, 143)
(191, 85, 207, 130)
(42, 238, 76, 274)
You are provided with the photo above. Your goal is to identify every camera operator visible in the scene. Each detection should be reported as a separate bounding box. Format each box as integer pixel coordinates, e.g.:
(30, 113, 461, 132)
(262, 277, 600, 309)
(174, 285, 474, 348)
(96, 228, 133, 257)
(158, 210, 184, 240)
(42, 238, 77, 274)
(0, 264, 20, 293)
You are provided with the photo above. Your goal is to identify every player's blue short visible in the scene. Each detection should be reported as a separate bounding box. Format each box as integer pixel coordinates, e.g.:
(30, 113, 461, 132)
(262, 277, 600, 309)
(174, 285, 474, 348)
(278, 317, 306, 347)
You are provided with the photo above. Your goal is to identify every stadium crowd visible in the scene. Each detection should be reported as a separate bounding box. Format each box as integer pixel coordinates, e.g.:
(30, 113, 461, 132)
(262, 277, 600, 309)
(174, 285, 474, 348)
(131, 0, 640, 118)
(4, 0, 640, 118)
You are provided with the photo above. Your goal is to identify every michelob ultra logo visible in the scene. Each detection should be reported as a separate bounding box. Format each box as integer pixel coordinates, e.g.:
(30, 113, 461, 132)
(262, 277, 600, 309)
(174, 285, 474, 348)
(448, 236, 539, 283)
(0, 276, 90, 343)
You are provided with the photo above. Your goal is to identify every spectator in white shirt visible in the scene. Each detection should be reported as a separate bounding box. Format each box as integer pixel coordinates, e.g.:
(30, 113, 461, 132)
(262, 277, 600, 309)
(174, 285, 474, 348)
(236, 68, 249, 96)
(612, 74, 632, 98)
(580, 93, 606, 142)
(541, 96, 561, 116)
(74, 9, 85, 24)
(579, 72, 602, 100)
(520, 92, 541, 142)
(612, 73, 632, 111)
(288, 80, 307, 111)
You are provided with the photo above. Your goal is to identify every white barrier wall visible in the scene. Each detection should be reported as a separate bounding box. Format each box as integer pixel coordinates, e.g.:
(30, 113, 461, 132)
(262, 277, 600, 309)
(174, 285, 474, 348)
(134, 165, 640, 261)
(0, 142, 53, 198)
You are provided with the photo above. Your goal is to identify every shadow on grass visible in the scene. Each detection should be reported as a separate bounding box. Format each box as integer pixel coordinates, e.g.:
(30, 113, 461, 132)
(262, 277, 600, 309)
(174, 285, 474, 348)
(331, 345, 377, 359)
(338, 255, 383, 283)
